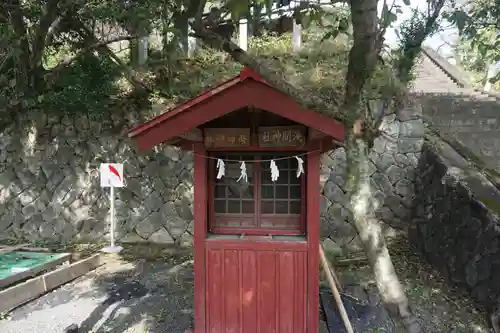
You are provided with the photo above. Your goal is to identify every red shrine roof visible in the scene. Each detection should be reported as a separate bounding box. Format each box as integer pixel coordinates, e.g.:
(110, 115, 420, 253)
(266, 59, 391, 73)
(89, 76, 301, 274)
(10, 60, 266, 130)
(128, 67, 345, 151)
(128, 68, 267, 139)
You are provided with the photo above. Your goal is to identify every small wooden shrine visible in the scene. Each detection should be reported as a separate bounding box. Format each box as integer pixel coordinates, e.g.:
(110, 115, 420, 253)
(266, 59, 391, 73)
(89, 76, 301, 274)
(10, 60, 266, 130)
(128, 67, 345, 333)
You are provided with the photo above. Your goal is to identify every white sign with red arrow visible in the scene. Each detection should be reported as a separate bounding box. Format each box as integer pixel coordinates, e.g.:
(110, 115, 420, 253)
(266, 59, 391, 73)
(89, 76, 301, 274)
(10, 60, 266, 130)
(100, 163, 124, 188)
(99, 163, 124, 253)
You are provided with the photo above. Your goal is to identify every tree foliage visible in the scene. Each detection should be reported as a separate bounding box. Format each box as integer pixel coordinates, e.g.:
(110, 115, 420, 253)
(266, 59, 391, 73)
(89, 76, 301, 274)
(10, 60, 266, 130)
(445, 0, 500, 86)
(394, 0, 445, 84)
(453, 37, 492, 88)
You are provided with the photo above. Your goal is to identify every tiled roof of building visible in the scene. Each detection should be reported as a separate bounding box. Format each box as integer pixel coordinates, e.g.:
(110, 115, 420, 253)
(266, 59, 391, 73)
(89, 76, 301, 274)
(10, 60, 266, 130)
(411, 46, 500, 173)
(411, 46, 500, 102)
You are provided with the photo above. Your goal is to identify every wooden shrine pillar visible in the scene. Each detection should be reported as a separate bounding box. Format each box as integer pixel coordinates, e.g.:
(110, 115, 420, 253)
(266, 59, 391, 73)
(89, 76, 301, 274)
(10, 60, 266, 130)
(194, 143, 207, 331)
(307, 145, 320, 332)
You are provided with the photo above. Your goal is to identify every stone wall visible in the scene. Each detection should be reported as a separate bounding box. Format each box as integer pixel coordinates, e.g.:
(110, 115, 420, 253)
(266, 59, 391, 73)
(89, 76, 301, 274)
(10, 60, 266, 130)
(409, 138, 500, 311)
(417, 93, 500, 171)
(0, 110, 195, 246)
(319, 106, 425, 253)
(0, 105, 425, 248)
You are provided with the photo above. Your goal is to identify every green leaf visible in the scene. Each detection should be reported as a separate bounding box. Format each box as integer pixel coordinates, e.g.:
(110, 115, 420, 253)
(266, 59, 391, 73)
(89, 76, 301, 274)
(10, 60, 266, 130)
(453, 10, 468, 32)
(382, 3, 389, 20)
(227, 0, 249, 21)
(338, 17, 349, 33)
(389, 11, 397, 24)
(478, 43, 488, 58)
(264, 0, 274, 14)
(321, 29, 340, 43)
(301, 13, 312, 28)
(381, 2, 397, 26)
(402, 0, 410, 5)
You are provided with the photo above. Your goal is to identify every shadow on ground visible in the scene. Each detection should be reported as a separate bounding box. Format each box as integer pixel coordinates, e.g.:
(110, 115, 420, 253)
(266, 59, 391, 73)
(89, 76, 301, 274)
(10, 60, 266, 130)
(320, 287, 397, 333)
(0, 245, 195, 333)
(321, 235, 490, 333)
(74, 246, 195, 333)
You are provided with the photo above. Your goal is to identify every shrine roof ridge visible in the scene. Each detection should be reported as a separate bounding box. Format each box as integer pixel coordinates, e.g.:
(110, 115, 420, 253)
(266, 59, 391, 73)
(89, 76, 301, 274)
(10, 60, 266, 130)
(128, 67, 267, 139)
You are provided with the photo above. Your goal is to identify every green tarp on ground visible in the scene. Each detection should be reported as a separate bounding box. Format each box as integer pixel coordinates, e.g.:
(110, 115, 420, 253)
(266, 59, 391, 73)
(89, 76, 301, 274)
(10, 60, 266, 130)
(0, 252, 67, 279)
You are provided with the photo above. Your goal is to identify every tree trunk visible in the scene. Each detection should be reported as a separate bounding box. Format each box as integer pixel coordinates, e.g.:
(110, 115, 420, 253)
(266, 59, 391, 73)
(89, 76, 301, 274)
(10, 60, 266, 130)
(173, 12, 189, 56)
(250, 2, 263, 37)
(8, 0, 31, 93)
(344, 134, 422, 333)
(128, 28, 140, 67)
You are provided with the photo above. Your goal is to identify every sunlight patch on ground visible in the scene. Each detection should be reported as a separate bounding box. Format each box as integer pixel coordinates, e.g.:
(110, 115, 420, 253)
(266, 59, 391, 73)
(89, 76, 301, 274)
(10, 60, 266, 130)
(21, 123, 38, 158)
(167, 260, 194, 275)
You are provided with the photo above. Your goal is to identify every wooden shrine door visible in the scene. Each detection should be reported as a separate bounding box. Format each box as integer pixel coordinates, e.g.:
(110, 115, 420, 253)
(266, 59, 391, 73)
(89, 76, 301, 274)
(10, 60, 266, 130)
(204, 239, 308, 333)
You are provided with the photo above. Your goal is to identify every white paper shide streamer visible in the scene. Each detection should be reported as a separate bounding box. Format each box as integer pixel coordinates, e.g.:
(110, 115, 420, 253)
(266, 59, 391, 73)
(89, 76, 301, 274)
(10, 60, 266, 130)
(237, 161, 248, 182)
(295, 156, 304, 178)
(216, 159, 225, 179)
(214, 155, 306, 181)
(270, 160, 280, 182)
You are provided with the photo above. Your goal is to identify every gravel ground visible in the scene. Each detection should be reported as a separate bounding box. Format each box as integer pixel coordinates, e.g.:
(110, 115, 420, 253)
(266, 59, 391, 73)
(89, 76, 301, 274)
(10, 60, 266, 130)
(0, 253, 195, 333)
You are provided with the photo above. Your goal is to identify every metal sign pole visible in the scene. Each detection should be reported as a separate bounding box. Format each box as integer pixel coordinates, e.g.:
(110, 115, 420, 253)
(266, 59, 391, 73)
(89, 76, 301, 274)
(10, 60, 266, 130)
(110, 185, 115, 248)
(100, 163, 124, 254)
(101, 184, 122, 253)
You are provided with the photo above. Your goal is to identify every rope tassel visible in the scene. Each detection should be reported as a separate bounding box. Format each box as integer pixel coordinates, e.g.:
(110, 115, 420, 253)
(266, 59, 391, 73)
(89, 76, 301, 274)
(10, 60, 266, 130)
(237, 161, 248, 182)
(216, 159, 225, 179)
(270, 160, 280, 182)
(295, 156, 304, 178)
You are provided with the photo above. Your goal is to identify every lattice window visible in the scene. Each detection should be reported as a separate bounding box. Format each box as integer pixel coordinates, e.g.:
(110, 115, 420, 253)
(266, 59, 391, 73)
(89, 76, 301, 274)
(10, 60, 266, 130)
(209, 153, 305, 235)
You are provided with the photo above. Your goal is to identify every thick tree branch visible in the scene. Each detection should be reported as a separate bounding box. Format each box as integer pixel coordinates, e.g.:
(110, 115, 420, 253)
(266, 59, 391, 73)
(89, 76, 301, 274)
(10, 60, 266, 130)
(47, 35, 137, 74)
(31, 0, 61, 69)
(418, 0, 445, 45)
(7, 0, 31, 87)
(0, 11, 8, 23)
(395, 0, 445, 84)
(190, 22, 346, 123)
(342, 0, 379, 122)
(65, 18, 173, 100)
(44, 16, 63, 49)
(72, 20, 150, 90)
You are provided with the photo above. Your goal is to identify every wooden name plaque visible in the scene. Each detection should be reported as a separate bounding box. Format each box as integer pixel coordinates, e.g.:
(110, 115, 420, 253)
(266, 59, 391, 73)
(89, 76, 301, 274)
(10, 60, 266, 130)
(258, 126, 306, 147)
(204, 128, 251, 148)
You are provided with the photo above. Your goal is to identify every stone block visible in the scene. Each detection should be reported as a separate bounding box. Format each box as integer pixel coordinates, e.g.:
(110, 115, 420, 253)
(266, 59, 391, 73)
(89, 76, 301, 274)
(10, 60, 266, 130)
(148, 227, 175, 244)
(400, 119, 425, 138)
(135, 211, 164, 239)
(323, 182, 347, 206)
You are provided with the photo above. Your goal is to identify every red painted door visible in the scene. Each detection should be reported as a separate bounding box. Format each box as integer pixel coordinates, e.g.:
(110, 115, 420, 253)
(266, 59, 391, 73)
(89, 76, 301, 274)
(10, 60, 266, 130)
(205, 240, 308, 333)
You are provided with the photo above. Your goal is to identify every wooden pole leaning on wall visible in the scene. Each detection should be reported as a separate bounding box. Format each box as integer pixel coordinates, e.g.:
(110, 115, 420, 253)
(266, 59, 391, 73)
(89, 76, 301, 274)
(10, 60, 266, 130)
(319, 244, 355, 333)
